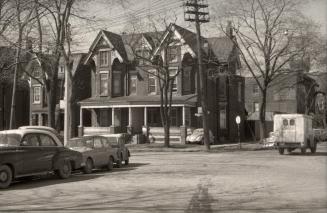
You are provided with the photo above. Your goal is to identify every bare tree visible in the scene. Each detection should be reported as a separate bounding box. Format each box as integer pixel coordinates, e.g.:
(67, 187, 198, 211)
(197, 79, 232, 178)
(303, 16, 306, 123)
(125, 15, 183, 147)
(213, 0, 322, 140)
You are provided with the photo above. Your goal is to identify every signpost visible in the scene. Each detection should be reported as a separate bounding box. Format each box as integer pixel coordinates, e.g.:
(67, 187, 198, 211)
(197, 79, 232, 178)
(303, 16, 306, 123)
(236, 115, 241, 149)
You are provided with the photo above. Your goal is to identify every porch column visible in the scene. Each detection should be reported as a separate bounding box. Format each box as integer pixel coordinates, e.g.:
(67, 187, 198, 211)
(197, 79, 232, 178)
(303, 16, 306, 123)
(111, 107, 115, 126)
(110, 107, 116, 134)
(128, 107, 132, 126)
(78, 107, 83, 137)
(180, 106, 187, 144)
(38, 113, 42, 126)
(79, 107, 83, 126)
(142, 107, 149, 142)
(127, 107, 133, 134)
(144, 107, 147, 126)
(182, 106, 186, 126)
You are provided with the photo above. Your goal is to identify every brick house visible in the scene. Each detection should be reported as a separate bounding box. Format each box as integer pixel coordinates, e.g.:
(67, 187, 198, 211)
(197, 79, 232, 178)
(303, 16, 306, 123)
(78, 23, 244, 143)
(244, 72, 317, 139)
(27, 53, 91, 136)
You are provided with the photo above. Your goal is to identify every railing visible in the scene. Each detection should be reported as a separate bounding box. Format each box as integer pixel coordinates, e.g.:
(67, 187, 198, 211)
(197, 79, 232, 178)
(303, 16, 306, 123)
(83, 126, 111, 136)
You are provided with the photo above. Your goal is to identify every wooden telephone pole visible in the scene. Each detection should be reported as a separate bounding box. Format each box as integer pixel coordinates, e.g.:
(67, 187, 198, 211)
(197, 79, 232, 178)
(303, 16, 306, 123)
(184, 0, 210, 150)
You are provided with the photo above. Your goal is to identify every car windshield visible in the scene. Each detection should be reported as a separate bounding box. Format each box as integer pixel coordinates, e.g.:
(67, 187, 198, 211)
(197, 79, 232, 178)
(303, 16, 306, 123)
(67, 138, 93, 148)
(0, 133, 21, 146)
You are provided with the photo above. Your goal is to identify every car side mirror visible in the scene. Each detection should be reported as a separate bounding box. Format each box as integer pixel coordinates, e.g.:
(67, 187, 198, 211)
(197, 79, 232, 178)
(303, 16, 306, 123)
(21, 141, 28, 146)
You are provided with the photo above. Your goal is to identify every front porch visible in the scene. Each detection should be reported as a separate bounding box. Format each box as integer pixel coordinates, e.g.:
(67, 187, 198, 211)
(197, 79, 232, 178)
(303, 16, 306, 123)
(78, 105, 196, 143)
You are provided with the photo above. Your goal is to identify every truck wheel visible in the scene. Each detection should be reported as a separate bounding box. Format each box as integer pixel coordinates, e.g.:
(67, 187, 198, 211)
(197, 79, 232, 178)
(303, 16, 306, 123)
(301, 148, 306, 154)
(278, 148, 284, 155)
(0, 165, 12, 189)
(310, 142, 317, 154)
(287, 148, 293, 153)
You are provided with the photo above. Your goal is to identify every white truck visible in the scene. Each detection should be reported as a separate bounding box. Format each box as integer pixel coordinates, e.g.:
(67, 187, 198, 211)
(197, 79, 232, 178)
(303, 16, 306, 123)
(273, 114, 318, 155)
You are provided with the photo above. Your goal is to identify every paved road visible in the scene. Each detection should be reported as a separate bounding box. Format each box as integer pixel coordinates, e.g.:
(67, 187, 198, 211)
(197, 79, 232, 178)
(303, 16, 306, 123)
(0, 144, 326, 212)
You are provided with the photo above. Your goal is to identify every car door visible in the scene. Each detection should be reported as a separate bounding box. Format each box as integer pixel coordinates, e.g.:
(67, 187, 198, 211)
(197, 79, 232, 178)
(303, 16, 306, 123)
(38, 133, 59, 171)
(93, 136, 106, 166)
(19, 133, 43, 175)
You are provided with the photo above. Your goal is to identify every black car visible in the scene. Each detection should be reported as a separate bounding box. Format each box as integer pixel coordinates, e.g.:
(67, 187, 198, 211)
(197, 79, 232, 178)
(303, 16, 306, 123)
(0, 129, 83, 189)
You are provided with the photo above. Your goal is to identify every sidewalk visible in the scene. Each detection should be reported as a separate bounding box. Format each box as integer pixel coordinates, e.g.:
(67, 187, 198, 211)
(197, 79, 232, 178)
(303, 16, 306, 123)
(126, 141, 270, 153)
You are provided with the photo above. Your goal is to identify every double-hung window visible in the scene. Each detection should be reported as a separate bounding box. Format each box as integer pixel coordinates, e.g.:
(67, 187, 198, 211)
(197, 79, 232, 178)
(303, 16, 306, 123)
(99, 51, 109, 67)
(112, 71, 122, 96)
(33, 85, 41, 104)
(148, 70, 156, 95)
(129, 75, 137, 95)
(99, 72, 109, 96)
(169, 68, 178, 93)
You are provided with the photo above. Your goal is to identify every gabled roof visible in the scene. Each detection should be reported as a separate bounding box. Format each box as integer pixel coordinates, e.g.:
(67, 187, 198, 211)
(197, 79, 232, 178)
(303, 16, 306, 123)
(84, 30, 127, 64)
(102, 30, 128, 61)
(206, 37, 234, 63)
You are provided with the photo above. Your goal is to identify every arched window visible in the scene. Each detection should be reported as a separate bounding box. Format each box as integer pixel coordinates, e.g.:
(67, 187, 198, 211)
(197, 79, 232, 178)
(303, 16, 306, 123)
(112, 59, 124, 97)
(182, 53, 194, 94)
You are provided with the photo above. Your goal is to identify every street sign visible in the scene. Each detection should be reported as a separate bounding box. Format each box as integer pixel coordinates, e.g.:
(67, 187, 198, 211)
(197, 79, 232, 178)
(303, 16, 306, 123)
(236, 115, 241, 124)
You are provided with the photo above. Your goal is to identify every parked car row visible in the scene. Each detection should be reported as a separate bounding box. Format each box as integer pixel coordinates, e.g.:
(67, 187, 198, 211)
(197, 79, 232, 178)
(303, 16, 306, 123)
(0, 126, 130, 189)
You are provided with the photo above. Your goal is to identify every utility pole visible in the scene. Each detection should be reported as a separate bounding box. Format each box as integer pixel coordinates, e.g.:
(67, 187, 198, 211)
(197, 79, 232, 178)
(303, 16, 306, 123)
(184, 0, 210, 150)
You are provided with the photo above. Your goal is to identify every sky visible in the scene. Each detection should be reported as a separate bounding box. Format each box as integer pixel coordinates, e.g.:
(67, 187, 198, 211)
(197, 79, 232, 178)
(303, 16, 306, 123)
(71, 0, 327, 53)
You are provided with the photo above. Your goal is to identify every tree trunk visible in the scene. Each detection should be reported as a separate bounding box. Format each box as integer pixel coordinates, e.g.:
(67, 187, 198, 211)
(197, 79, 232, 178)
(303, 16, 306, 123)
(9, 30, 22, 129)
(259, 88, 267, 141)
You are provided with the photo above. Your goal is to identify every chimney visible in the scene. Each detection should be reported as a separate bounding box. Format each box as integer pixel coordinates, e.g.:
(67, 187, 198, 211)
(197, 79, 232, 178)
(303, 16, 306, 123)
(226, 21, 233, 38)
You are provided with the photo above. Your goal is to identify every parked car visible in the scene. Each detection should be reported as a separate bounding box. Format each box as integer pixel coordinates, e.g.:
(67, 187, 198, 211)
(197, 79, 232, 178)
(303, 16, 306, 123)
(102, 134, 131, 167)
(66, 136, 118, 174)
(0, 129, 83, 189)
(19, 126, 64, 145)
(186, 129, 214, 145)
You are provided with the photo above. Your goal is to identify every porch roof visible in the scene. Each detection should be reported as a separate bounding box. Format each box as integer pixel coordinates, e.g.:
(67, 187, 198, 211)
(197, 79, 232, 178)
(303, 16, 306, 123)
(79, 94, 198, 108)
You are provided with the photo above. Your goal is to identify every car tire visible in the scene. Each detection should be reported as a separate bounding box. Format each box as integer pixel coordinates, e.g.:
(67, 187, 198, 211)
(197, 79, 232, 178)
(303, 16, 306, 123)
(116, 157, 122, 168)
(310, 141, 317, 154)
(125, 157, 129, 165)
(0, 165, 12, 189)
(56, 160, 72, 179)
(107, 157, 114, 171)
(301, 148, 306, 154)
(83, 158, 93, 174)
(278, 148, 284, 155)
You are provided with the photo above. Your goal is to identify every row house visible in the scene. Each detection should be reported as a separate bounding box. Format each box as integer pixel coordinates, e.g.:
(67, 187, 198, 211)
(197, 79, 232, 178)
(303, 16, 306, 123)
(27, 53, 91, 136)
(78, 23, 244, 143)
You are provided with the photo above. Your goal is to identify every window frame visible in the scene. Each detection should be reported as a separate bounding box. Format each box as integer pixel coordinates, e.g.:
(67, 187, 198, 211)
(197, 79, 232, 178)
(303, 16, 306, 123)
(169, 68, 178, 93)
(112, 71, 122, 96)
(219, 105, 227, 129)
(99, 71, 109, 96)
(148, 70, 156, 95)
(253, 102, 260, 112)
(99, 50, 109, 67)
(129, 75, 137, 95)
(33, 85, 41, 104)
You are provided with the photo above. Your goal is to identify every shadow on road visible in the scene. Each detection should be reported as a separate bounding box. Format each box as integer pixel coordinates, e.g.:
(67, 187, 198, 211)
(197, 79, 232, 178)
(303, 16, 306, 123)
(288, 151, 327, 156)
(7, 173, 103, 190)
(185, 183, 215, 213)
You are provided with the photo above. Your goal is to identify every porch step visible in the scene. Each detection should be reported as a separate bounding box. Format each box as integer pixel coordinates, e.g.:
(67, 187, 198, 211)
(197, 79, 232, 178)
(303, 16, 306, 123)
(148, 135, 181, 143)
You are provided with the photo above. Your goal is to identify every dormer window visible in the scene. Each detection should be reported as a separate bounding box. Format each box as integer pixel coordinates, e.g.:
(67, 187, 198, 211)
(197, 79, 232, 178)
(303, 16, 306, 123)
(99, 50, 109, 67)
(167, 46, 178, 63)
(136, 49, 151, 65)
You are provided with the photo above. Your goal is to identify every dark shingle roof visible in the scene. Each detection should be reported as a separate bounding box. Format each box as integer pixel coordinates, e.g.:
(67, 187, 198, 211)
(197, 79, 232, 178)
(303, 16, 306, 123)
(102, 30, 128, 61)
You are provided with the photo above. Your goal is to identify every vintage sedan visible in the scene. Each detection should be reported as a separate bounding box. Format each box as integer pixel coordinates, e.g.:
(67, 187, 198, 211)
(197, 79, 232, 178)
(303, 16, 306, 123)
(67, 136, 118, 174)
(19, 126, 64, 145)
(186, 129, 214, 145)
(0, 129, 83, 189)
(102, 134, 131, 167)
